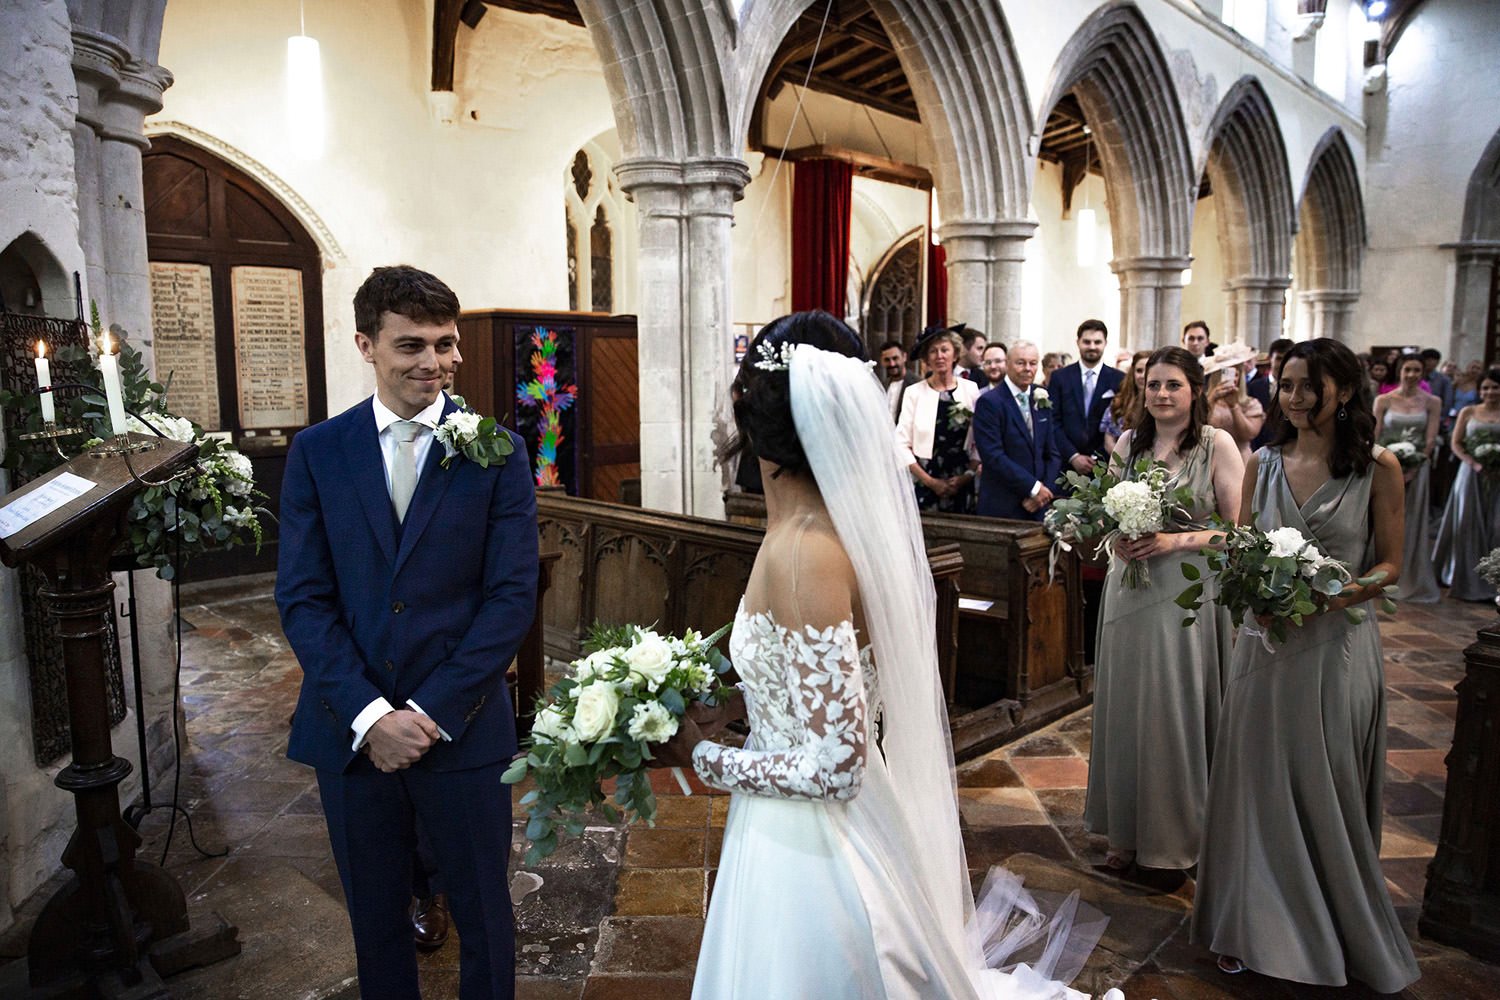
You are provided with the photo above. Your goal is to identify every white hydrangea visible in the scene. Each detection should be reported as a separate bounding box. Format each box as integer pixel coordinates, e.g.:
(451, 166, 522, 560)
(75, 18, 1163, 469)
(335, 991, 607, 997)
(1101, 480, 1162, 537)
(1265, 526, 1310, 560)
(626, 701, 679, 743)
(220, 450, 255, 496)
(125, 413, 196, 443)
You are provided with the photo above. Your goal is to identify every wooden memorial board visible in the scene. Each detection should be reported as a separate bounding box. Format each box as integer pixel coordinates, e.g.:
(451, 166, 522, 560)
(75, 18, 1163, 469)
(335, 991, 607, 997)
(150, 261, 221, 430)
(231, 265, 309, 429)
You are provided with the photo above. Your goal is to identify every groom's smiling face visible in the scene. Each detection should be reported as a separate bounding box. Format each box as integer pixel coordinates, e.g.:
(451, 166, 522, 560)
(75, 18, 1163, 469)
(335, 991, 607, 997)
(357, 311, 461, 418)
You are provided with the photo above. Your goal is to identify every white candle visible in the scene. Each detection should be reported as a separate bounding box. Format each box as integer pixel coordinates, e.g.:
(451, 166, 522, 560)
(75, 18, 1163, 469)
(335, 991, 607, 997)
(34, 341, 55, 423)
(99, 336, 128, 436)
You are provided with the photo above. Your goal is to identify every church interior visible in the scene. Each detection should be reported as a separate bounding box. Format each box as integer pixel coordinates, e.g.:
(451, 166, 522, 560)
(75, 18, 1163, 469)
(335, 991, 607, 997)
(2, 0, 1500, 996)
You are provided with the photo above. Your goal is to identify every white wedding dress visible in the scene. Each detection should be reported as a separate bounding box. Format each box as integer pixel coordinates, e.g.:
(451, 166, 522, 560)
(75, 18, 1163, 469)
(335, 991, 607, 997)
(687, 346, 1111, 1000)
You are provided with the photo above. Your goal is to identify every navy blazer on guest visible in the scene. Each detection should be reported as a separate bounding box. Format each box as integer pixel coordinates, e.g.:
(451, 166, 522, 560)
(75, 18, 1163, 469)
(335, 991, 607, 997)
(973, 384, 1063, 521)
(1050, 361, 1124, 462)
(277, 395, 539, 775)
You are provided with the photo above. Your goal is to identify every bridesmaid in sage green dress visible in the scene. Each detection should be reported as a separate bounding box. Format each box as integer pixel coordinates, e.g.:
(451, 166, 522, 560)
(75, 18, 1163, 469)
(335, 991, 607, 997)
(1432, 366, 1500, 601)
(1084, 347, 1243, 872)
(1374, 353, 1441, 603)
(1193, 339, 1419, 993)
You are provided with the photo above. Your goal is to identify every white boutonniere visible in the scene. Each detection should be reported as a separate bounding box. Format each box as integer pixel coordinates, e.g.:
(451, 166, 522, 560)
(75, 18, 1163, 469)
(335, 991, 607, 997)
(434, 395, 515, 469)
(1032, 386, 1052, 410)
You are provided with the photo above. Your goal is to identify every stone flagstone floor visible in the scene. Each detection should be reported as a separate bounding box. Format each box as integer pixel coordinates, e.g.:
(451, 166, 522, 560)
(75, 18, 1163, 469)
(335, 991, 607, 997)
(2, 573, 1497, 999)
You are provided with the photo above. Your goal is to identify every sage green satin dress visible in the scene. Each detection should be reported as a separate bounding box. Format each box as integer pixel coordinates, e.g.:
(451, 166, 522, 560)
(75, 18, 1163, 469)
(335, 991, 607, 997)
(1083, 428, 1232, 869)
(1384, 410, 1440, 603)
(1432, 419, 1500, 601)
(1192, 446, 1420, 994)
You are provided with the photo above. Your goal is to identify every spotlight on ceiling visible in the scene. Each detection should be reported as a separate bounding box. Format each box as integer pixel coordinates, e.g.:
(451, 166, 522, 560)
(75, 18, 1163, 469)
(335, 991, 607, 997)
(1366, 0, 1388, 18)
(460, 0, 488, 29)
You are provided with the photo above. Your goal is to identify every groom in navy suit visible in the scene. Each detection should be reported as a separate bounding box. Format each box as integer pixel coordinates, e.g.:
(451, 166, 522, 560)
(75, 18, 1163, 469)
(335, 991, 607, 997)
(974, 340, 1062, 521)
(1050, 318, 1124, 483)
(277, 266, 537, 999)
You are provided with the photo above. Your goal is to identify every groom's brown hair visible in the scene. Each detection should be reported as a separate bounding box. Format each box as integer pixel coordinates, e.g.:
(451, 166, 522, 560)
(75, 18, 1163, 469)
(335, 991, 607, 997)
(354, 265, 461, 337)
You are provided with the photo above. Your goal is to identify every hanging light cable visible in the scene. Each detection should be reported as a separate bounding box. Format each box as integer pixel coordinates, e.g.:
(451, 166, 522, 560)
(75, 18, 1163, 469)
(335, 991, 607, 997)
(286, 0, 325, 158)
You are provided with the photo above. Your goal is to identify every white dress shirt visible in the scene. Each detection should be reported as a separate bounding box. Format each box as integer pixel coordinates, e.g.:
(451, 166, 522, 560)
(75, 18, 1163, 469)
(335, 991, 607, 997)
(351, 393, 454, 752)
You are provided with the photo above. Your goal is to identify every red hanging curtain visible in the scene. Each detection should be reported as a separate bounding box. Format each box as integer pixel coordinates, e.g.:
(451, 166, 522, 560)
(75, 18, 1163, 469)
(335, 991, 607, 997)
(926, 240, 947, 328)
(791, 158, 854, 316)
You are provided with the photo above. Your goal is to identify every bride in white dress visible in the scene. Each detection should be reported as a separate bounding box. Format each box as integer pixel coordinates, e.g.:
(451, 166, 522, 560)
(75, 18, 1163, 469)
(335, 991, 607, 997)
(652, 312, 1114, 1000)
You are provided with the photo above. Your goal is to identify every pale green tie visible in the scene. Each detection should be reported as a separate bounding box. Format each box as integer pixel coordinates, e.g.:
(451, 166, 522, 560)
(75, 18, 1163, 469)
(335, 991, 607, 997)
(1016, 390, 1032, 434)
(390, 420, 421, 522)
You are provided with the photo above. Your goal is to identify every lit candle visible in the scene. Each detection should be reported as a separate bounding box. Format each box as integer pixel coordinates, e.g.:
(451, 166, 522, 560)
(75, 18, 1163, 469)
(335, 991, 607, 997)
(34, 341, 55, 423)
(98, 334, 129, 436)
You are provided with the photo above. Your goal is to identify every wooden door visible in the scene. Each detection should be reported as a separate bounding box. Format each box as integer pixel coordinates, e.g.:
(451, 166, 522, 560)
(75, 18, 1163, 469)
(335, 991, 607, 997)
(142, 135, 328, 579)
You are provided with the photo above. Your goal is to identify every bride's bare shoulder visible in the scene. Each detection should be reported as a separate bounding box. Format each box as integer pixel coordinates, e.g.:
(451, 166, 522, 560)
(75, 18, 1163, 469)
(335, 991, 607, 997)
(759, 521, 857, 630)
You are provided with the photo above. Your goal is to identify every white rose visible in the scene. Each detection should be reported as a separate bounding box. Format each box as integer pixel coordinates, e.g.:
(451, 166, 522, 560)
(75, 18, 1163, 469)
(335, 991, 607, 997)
(571, 680, 620, 742)
(1265, 526, 1310, 560)
(531, 705, 573, 743)
(626, 701, 680, 743)
(444, 411, 483, 440)
(621, 632, 676, 689)
(1032, 387, 1049, 402)
(572, 648, 616, 683)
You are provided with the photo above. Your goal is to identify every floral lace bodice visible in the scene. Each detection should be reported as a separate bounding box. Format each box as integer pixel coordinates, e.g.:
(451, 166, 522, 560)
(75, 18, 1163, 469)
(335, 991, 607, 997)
(691, 603, 879, 802)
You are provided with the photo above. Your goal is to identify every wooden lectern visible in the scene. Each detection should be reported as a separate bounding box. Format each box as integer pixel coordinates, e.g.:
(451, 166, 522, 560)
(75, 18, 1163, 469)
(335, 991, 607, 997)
(0, 434, 240, 998)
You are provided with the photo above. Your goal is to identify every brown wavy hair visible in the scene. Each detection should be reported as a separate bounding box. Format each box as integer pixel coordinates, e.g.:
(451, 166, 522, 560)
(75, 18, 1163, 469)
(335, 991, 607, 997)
(1110, 349, 1152, 433)
(1129, 347, 1209, 462)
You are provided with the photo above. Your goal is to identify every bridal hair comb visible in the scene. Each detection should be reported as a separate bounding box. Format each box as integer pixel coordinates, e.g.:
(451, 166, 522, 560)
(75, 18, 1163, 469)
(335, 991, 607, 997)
(753, 339, 798, 372)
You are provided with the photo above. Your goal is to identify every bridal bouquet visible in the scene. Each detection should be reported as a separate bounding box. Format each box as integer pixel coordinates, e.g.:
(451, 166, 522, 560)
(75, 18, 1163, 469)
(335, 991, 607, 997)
(1176, 521, 1395, 649)
(1045, 455, 1193, 588)
(503, 621, 733, 862)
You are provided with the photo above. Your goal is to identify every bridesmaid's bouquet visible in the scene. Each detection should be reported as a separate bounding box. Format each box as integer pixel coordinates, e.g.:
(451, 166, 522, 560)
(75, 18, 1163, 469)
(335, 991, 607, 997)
(503, 622, 733, 862)
(1176, 521, 1395, 650)
(1468, 428, 1500, 476)
(1380, 428, 1426, 470)
(1046, 455, 1193, 588)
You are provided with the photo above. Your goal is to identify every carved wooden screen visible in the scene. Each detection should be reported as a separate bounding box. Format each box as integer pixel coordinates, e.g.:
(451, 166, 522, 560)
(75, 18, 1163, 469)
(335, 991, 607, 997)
(142, 135, 328, 579)
(862, 235, 922, 355)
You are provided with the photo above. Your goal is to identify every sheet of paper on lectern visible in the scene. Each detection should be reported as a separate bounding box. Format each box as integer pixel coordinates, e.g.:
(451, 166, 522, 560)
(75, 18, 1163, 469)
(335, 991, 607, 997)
(0, 472, 98, 539)
(958, 597, 995, 612)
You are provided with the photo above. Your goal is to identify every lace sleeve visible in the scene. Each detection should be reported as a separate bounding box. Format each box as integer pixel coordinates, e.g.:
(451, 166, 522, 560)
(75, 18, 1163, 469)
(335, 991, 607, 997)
(691, 620, 867, 801)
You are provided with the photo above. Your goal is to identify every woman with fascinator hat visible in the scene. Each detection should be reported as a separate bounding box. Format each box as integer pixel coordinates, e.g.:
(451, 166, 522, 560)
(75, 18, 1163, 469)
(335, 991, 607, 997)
(651, 311, 1114, 999)
(1202, 342, 1265, 461)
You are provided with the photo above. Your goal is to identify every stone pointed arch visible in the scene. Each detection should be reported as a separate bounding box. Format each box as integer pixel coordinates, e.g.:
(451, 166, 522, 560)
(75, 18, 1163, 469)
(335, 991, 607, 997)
(735, 0, 1036, 345)
(1293, 127, 1365, 342)
(1200, 76, 1296, 347)
(1039, 1, 1196, 347)
(1451, 127, 1500, 363)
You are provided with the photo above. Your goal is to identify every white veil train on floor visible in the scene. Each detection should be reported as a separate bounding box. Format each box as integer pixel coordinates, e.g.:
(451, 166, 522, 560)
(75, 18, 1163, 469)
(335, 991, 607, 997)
(789, 345, 1114, 1000)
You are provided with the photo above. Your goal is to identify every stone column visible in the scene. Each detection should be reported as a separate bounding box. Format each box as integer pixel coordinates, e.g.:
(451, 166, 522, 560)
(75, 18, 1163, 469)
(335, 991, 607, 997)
(1299, 289, 1360, 342)
(938, 220, 1038, 347)
(1112, 256, 1192, 349)
(1449, 242, 1500, 364)
(1229, 276, 1293, 347)
(617, 156, 751, 519)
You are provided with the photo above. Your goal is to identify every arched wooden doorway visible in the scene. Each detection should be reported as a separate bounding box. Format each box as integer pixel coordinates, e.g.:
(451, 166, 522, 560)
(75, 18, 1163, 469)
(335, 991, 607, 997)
(142, 134, 328, 577)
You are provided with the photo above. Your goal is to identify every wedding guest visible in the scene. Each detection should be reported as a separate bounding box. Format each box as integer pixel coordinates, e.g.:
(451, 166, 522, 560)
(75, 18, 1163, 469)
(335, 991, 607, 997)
(1250, 338, 1295, 451)
(1374, 353, 1442, 603)
(1181, 321, 1212, 359)
(1084, 347, 1242, 874)
(1053, 319, 1124, 478)
(1451, 359, 1482, 416)
(1114, 348, 1133, 370)
(880, 339, 919, 420)
(1433, 366, 1500, 601)
(1101, 350, 1151, 454)
(973, 340, 1062, 521)
(1422, 348, 1454, 427)
(977, 343, 1008, 394)
(1203, 343, 1265, 462)
(959, 326, 988, 382)
(895, 326, 980, 512)
(1040, 352, 1065, 387)
(1193, 338, 1419, 994)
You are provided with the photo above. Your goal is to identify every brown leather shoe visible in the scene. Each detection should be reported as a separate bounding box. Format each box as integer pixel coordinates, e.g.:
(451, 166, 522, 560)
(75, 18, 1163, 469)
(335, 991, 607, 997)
(411, 893, 450, 950)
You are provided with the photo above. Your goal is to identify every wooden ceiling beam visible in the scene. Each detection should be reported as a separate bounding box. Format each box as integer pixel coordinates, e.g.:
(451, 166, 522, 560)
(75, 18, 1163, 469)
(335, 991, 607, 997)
(431, 0, 463, 91)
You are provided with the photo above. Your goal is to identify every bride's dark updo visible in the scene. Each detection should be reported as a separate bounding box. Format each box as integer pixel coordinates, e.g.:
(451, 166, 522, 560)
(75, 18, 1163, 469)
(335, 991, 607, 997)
(728, 310, 866, 478)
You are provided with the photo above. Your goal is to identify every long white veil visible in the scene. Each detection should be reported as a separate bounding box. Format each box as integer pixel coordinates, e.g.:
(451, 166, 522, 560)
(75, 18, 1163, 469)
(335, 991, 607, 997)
(789, 346, 1109, 999)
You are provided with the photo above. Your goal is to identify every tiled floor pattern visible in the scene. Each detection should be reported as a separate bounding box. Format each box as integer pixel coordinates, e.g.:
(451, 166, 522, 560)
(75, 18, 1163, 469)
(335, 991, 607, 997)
(2, 574, 1497, 999)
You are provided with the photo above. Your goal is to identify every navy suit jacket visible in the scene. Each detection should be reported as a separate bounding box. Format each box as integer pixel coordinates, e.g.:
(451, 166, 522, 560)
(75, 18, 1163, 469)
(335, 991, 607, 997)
(277, 395, 539, 774)
(974, 385, 1063, 521)
(1051, 362, 1124, 462)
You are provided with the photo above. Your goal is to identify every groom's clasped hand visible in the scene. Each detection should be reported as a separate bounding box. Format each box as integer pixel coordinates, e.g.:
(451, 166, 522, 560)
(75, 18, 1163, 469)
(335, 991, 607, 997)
(365, 708, 443, 772)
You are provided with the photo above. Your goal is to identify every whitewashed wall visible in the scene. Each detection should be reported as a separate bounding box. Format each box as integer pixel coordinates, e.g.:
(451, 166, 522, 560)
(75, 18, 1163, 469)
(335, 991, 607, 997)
(1357, 0, 1500, 361)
